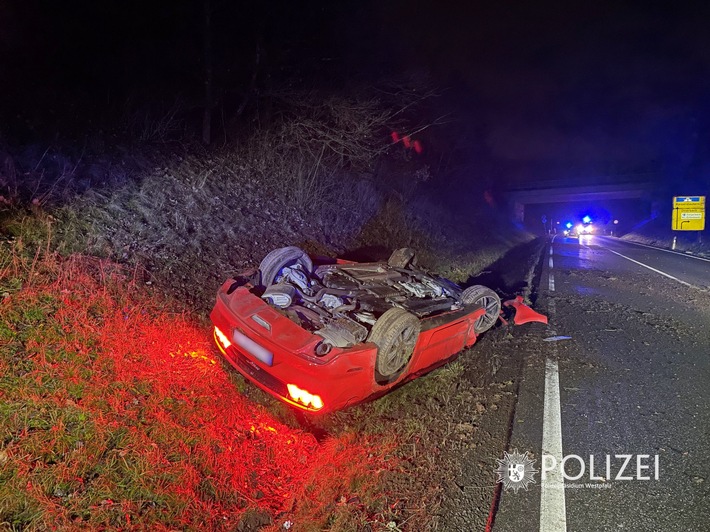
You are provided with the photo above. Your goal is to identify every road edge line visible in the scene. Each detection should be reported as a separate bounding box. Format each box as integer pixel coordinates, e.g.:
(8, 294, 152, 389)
(539, 236, 567, 532)
(600, 236, 710, 263)
(539, 357, 567, 532)
(605, 248, 700, 289)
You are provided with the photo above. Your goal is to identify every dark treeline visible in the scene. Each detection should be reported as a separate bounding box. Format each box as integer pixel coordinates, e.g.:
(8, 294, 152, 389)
(1, 1, 709, 202)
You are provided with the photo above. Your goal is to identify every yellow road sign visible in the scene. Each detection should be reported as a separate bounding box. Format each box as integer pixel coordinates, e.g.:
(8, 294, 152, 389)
(672, 196, 705, 231)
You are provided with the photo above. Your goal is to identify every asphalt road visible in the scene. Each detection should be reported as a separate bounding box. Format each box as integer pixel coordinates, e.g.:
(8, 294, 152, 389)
(493, 234, 710, 531)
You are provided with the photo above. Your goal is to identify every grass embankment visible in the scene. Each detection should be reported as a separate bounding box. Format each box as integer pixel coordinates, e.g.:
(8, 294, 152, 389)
(2, 84, 534, 530)
(1, 138, 531, 530)
(0, 232, 415, 531)
(52, 148, 529, 313)
(1, 216, 501, 531)
(53, 150, 382, 313)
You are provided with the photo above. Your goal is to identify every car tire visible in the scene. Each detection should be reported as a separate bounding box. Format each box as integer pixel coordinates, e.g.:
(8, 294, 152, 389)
(388, 248, 416, 268)
(369, 307, 420, 382)
(461, 285, 501, 334)
(259, 246, 313, 287)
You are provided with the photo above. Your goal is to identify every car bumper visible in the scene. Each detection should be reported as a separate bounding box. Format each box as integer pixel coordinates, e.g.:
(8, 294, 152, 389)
(210, 283, 382, 413)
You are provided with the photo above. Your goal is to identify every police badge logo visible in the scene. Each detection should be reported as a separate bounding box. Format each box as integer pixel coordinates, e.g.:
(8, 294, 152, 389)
(495, 449, 538, 493)
(508, 463, 525, 482)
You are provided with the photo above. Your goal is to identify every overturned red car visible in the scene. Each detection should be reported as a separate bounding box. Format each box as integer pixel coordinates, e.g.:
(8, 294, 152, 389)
(210, 247, 502, 414)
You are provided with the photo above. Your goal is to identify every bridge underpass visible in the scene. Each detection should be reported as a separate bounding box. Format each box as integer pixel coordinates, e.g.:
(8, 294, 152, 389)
(508, 181, 656, 223)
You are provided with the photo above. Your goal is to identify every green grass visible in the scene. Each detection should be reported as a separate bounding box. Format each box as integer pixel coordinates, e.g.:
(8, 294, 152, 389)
(0, 230, 414, 531)
(0, 243, 465, 530)
(0, 82, 535, 530)
(0, 145, 529, 530)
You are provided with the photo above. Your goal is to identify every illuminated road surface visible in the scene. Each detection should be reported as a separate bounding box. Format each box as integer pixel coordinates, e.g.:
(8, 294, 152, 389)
(494, 235, 710, 532)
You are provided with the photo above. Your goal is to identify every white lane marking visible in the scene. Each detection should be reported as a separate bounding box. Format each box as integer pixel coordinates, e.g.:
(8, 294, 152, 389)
(605, 248, 700, 289)
(548, 239, 556, 291)
(541, 241, 566, 531)
(540, 357, 567, 532)
(600, 236, 710, 263)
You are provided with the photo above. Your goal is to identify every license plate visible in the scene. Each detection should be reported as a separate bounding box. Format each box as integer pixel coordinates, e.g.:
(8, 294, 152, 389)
(233, 330, 274, 366)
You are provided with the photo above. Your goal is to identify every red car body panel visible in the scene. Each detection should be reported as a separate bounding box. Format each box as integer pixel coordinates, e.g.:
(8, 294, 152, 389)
(210, 281, 486, 414)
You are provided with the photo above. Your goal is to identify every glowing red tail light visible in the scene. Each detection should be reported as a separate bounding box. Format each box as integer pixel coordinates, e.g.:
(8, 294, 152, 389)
(214, 326, 232, 349)
(287, 383, 323, 410)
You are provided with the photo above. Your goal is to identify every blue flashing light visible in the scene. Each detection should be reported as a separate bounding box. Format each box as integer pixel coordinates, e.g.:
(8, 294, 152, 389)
(582, 215, 592, 224)
(565, 222, 573, 229)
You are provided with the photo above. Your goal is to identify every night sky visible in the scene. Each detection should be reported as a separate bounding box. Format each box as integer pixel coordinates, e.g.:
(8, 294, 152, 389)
(2, 0, 709, 188)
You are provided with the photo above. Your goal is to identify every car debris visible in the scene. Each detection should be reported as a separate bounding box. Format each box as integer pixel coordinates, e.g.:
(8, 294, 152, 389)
(502, 295, 549, 325)
(543, 335, 572, 342)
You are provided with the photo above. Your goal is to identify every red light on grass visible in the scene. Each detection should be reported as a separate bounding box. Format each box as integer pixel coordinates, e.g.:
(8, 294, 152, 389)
(287, 383, 324, 410)
(214, 326, 231, 348)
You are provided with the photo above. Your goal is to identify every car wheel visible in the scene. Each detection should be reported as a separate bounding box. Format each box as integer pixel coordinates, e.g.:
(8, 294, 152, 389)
(259, 246, 313, 287)
(461, 285, 501, 334)
(388, 247, 416, 268)
(369, 307, 420, 382)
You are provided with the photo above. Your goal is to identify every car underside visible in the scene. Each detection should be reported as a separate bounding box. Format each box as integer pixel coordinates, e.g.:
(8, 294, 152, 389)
(246, 247, 500, 354)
